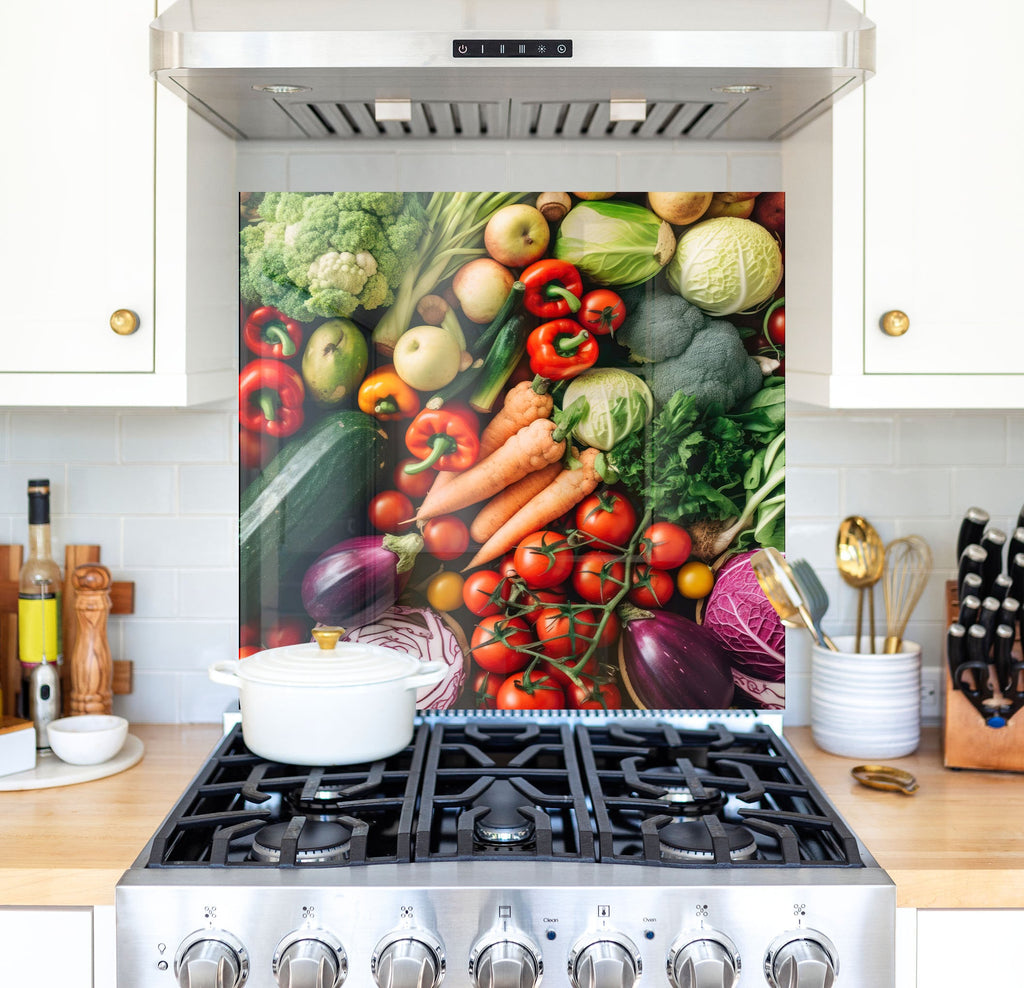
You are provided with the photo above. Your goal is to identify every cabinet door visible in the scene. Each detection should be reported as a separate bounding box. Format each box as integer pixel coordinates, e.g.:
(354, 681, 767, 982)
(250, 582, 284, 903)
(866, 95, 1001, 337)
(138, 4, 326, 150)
(1, 0, 154, 373)
(862, 0, 1024, 375)
(0, 907, 94, 988)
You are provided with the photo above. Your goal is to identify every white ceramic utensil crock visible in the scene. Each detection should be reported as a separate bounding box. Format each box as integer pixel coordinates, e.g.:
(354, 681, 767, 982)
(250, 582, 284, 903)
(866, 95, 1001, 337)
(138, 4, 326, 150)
(209, 628, 445, 765)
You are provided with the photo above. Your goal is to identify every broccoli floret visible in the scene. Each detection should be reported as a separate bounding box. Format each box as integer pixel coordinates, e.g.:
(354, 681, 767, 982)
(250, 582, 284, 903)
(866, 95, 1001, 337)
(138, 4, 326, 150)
(615, 283, 706, 363)
(239, 192, 428, 322)
(646, 318, 766, 411)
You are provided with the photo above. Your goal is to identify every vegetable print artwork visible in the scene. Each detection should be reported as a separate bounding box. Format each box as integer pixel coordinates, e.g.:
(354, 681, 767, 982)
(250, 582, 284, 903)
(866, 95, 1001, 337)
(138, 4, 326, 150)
(238, 191, 787, 712)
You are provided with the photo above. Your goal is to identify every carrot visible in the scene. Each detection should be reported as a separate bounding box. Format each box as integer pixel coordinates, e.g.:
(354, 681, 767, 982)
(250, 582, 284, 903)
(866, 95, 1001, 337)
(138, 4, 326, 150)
(417, 381, 553, 520)
(464, 448, 602, 570)
(469, 462, 562, 543)
(414, 417, 567, 522)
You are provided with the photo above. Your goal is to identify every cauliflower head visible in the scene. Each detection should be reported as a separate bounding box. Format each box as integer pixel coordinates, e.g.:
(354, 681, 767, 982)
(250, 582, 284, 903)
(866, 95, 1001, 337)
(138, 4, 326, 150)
(240, 192, 428, 321)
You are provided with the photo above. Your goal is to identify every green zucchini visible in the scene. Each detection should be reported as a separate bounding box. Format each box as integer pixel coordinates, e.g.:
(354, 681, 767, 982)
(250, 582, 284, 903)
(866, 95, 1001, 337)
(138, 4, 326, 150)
(240, 410, 388, 592)
(468, 312, 531, 413)
(470, 281, 525, 359)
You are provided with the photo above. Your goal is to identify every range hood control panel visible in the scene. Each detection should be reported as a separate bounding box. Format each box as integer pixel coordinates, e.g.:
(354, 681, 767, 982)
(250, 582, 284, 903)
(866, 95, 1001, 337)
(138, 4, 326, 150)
(452, 40, 573, 58)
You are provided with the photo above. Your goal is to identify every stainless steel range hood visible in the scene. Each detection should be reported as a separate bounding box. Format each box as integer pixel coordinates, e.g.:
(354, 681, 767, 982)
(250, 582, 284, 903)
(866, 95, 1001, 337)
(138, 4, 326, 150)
(151, 0, 874, 142)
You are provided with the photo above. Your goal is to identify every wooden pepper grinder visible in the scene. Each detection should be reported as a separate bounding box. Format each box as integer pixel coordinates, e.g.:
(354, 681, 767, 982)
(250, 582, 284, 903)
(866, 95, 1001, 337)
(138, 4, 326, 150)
(68, 563, 113, 715)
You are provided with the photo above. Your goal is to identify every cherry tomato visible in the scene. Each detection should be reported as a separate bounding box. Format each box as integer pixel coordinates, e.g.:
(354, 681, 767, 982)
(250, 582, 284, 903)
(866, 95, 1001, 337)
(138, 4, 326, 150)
(422, 515, 470, 561)
(766, 304, 785, 346)
(573, 551, 626, 605)
(496, 671, 565, 711)
(676, 560, 715, 600)
(471, 614, 534, 674)
(514, 530, 575, 589)
(471, 668, 499, 709)
(462, 569, 510, 617)
(426, 571, 464, 612)
(239, 645, 261, 659)
(542, 653, 601, 692)
(568, 677, 623, 711)
(393, 458, 435, 500)
(640, 521, 692, 570)
(368, 490, 414, 533)
(517, 585, 569, 624)
(575, 491, 637, 549)
(264, 616, 310, 648)
(578, 289, 626, 335)
(533, 606, 600, 661)
(628, 564, 675, 608)
(497, 552, 519, 584)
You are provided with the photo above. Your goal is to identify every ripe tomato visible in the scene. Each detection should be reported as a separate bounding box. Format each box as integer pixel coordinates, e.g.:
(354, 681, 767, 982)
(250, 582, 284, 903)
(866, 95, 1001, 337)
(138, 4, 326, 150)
(471, 668, 499, 709)
(594, 610, 621, 649)
(426, 571, 464, 611)
(628, 564, 675, 608)
(542, 653, 601, 692)
(368, 490, 414, 533)
(677, 560, 715, 600)
(514, 530, 575, 589)
(568, 677, 623, 711)
(393, 458, 435, 500)
(766, 303, 785, 346)
(573, 551, 626, 605)
(640, 521, 692, 570)
(497, 552, 519, 584)
(575, 492, 637, 549)
(533, 606, 600, 661)
(470, 615, 533, 674)
(496, 671, 565, 711)
(462, 569, 509, 617)
(422, 515, 470, 560)
(264, 616, 310, 648)
(518, 586, 569, 624)
(578, 289, 626, 335)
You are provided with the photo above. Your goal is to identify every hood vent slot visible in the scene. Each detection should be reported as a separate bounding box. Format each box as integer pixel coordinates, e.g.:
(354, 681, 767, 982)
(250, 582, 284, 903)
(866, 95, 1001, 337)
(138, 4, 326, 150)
(279, 97, 736, 140)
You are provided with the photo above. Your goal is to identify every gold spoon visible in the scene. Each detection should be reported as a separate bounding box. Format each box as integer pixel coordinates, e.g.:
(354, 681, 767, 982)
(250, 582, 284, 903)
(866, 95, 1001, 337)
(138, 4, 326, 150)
(836, 516, 886, 653)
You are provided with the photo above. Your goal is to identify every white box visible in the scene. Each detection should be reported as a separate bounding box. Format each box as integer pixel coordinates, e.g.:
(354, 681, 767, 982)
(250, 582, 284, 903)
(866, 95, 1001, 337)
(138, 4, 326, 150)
(0, 717, 36, 776)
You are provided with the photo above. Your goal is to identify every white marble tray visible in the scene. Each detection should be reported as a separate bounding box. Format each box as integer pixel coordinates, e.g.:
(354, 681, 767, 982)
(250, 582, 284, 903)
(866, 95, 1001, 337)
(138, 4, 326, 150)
(0, 733, 144, 790)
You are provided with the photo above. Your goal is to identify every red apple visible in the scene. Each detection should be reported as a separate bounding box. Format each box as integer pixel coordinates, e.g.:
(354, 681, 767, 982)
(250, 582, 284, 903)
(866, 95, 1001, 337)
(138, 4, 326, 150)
(753, 192, 785, 238)
(484, 204, 550, 267)
(452, 257, 515, 324)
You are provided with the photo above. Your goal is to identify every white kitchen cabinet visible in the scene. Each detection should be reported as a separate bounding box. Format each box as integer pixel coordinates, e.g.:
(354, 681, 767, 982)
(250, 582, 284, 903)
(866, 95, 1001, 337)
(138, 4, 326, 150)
(785, 0, 1024, 408)
(0, 0, 236, 407)
(916, 909, 1021, 985)
(0, 907, 94, 988)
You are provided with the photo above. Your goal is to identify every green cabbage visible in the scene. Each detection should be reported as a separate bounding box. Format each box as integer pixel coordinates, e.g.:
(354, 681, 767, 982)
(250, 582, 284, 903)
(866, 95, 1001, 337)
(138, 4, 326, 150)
(562, 368, 654, 451)
(665, 216, 783, 317)
(553, 201, 676, 288)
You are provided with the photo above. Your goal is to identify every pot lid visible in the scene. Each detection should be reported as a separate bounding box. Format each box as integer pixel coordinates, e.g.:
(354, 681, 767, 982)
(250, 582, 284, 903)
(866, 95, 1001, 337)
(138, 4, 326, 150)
(237, 635, 422, 687)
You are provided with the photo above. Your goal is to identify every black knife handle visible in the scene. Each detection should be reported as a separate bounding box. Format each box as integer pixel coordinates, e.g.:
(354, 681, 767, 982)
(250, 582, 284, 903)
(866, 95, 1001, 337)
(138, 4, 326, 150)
(990, 573, 1014, 603)
(1011, 552, 1024, 604)
(980, 528, 1008, 587)
(957, 506, 990, 562)
(1009, 527, 1024, 567)
(946, 623, 967, 690)
(958, 594, 982, 627)
(965, 624, 993, 699)
(998, 596, 1020, 630)
(995, 623, 1016, 695)
(977, 596, 1002, 645)
(958, 545, 989, 598)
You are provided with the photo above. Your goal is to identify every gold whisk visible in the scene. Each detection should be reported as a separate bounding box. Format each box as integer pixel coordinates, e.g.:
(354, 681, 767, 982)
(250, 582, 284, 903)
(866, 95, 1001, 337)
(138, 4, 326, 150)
(882, 535, 932, 654)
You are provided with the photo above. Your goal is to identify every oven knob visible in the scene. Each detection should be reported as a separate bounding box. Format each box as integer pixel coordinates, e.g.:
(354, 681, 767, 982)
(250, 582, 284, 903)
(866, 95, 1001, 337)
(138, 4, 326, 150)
(371, 932, 445, 988)
(174, 930, 249, 988)
(667, 932, 740, 988)
(273, 931, 347, 988)
(764, 931, 839, 988)
(568, 934, 642, 988)
(470, 936, 543, 988)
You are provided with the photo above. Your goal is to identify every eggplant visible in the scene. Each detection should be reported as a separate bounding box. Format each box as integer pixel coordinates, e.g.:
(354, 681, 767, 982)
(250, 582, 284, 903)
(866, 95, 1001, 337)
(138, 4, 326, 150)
(301, 532, 423, 629)
(618, 606, 735, 709)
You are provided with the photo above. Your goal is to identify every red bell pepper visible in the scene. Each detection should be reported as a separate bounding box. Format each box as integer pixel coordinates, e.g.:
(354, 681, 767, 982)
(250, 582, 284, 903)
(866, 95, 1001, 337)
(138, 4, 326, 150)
(520, 259, 583, 318)
(243, 306, 304, 360)
(526, 319, 599, 381)
(404, 403, 480, 474)
(239, 359, 306, 438)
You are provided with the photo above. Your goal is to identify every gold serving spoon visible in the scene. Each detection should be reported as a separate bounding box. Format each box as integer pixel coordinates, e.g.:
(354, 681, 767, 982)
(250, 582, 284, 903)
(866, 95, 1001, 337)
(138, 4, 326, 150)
(836, 516, 885, 653)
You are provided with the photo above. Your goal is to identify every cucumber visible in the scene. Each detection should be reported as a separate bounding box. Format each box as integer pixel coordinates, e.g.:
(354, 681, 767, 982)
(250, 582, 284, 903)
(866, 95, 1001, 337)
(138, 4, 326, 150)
(240, 410, 388, 593)
(468, 312, 531, 413)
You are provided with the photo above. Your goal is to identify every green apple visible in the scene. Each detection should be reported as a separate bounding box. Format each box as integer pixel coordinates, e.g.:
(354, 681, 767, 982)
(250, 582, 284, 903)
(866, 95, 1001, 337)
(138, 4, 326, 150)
(393, 324, 463, 391)
(301, 319, 369, 406)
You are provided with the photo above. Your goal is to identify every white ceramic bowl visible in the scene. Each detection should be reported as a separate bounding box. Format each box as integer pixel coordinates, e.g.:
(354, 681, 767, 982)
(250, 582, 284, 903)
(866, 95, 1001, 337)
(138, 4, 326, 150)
(47, 715, 129, 765)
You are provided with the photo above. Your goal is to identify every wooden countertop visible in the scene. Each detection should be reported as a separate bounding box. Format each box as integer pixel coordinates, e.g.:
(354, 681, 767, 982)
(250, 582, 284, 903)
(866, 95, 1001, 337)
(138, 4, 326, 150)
(1, 724, 1021, 909)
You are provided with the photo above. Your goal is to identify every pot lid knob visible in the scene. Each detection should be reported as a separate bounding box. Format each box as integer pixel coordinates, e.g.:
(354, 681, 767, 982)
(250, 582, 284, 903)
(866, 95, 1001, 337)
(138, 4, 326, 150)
(312, 627, 345, 650)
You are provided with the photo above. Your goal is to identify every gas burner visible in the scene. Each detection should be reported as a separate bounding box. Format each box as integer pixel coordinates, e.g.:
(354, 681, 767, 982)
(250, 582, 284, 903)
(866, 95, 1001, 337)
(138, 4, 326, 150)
(656, 784, 727, 818)
(657, 821, 758, 863)
(471, 780, 536, 845)
(251, 820, 352, 864)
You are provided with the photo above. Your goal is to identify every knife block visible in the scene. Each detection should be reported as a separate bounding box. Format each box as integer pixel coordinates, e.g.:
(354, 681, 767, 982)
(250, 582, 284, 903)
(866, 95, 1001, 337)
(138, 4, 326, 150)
(943, 581, 1024, 772)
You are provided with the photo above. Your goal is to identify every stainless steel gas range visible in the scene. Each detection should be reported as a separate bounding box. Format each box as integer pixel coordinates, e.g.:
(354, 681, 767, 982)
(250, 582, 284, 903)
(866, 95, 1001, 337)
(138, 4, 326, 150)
(116, 714, 894, 987)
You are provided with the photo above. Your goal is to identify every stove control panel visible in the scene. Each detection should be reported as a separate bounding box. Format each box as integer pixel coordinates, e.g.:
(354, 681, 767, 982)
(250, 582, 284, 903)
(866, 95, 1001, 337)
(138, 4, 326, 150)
(174, 929, 248, 988)
(567, 932, 642, 988)
(370, 929, 446, 988)
(272, 930, 346, 988)
(764, 930, 838, 988)
(469, 932, 544, 988)
(667, 931, 740, 988)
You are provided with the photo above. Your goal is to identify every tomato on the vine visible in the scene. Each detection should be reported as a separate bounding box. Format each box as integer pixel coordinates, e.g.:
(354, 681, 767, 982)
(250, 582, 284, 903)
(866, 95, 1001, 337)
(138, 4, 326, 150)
(470, 615, 534, 674)
(640, 521, 692, 571)
(518, 586, 569, 624)
(514, 530, 575, 589)
(471, 668, 499, 709)
(533, 606, 600, 661)
(575, 491, 637, 549)
(422, 515, 470, 561)
(628, 564, 675, 608)
(462, 569, 509, 617)
(368, 490, 414, 533)
(496, 671, 565, 710)
(573, 551, 626, 605)
(541, 653, 601, 692)
(578, 289, 626, 335)
(568, 677, 623, 711)
(393, 458, 435, 500)
(766, 304, 785, 347)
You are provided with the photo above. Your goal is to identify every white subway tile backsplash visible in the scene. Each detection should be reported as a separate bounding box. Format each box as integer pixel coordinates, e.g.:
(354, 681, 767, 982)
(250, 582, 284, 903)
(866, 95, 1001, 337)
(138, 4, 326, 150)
(788, 413, 893, 465)
(69, 465, 176, 515)
(950, 468, 1024, 532)
(117, 569, 179, 619)
(785, 467, 840, 517)
(121, 411, 230, 463)
(899, 413, 1006, 465)
(0, 465, 67, 514)
(9, 412, 117, 462)
(179, 569, 239, 620)
(124, 517, 236, 567)
(114, 671, 181, 725)
(180, 465, 239, 515)
(180, 673, 238, 724)
(122, 618, 236, 672)
(843, 467, 951, 519)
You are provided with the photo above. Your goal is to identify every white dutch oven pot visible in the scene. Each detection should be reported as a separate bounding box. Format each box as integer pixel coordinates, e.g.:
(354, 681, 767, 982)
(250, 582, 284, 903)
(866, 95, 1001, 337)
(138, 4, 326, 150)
(209, 628, 445, 765)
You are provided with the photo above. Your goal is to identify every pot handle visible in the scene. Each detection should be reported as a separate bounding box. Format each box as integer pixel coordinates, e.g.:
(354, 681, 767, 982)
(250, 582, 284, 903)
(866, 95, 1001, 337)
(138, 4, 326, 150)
(209, 660, 243, 689)
(404, 661, 447, 691)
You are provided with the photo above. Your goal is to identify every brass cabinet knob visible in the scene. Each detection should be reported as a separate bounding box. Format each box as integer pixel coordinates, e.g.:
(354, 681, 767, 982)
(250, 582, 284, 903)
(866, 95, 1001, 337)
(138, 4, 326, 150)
(880, 310, 910, 336)
(109, 308, 140, 336)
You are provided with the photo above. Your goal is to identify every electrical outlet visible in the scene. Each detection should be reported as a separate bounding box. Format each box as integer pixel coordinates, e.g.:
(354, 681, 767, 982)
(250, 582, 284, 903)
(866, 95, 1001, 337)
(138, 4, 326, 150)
(920, 667, 942, 720)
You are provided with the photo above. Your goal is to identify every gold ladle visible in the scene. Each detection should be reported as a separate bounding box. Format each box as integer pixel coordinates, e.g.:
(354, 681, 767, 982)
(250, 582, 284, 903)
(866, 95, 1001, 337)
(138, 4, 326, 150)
(836, 516, 886, 652)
